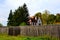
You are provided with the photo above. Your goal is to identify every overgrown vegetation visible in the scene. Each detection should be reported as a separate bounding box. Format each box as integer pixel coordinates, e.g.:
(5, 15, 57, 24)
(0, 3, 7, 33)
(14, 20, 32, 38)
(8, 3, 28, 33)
(0, 34, 59, 40)
(35, 10, 60, 25)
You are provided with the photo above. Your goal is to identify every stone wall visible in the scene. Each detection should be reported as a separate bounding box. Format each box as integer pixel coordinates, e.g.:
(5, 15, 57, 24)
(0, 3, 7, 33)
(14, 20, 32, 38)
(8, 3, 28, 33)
(0, 25, 60, 38)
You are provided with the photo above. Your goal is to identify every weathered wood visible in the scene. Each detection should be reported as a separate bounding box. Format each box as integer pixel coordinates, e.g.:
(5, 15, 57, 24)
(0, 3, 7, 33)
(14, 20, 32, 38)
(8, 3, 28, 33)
(8, 27, 20, 36)
(0, 25, 60, 38)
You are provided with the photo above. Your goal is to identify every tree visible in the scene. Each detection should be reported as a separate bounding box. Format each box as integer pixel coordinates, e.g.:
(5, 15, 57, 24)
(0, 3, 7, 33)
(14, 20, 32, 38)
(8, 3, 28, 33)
(13, 3, 29, 26)
(47, 14, 56, 24)
(56, 13, 60, 22)
(7, 10, 13, 26)
(42, 10, 50, 25)
(22, 3, 29, 24)
(0, 23, 3, 27)
(35, 12, 42, 18)
(7, 3, 29, 26)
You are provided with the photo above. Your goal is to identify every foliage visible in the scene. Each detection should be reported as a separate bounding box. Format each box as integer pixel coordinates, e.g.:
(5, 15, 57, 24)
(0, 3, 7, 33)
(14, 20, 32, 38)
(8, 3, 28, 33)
(41, 10, 50, 25)
(7, 10, 13, 26)
(20, 22, 27, 26)
(0, 34, 59, 40)
(35, 10, 60, 25)
(0, 23, 3, 26)
(35, 12, 42, 18)
(7, 3, 29, 26)
(56, 14, 60, 22)
(47, 14, 56, 24)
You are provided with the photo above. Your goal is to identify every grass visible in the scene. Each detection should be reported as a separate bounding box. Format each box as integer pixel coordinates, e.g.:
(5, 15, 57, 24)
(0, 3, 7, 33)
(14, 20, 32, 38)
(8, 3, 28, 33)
(0, 34, 59, 40)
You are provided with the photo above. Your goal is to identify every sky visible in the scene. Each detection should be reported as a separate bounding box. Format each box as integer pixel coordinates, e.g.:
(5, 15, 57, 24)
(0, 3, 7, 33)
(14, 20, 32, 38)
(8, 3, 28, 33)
(0, 0, 60, 26)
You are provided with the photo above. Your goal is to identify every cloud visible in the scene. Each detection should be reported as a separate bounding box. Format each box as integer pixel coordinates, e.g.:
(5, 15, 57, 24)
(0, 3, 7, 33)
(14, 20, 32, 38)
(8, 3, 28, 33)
(0, 17, 7, 26)
(0, 17, 7, 22)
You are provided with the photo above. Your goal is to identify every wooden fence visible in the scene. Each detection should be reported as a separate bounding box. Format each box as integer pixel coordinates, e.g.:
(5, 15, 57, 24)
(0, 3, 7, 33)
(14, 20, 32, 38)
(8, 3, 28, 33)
(0, 25, 60, 38)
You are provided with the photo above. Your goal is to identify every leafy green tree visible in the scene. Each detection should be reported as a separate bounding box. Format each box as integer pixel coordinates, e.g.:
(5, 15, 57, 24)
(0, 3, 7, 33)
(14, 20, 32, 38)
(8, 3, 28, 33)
(35, 12, 41, 18)
(42, 10, 50, 25)
(56, 13, 60, 22)
(47, 14, 56, 24)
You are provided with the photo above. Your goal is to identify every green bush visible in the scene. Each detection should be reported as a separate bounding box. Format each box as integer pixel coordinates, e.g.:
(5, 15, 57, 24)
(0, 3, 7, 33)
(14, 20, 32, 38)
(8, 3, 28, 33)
(20, 22, 27, 26)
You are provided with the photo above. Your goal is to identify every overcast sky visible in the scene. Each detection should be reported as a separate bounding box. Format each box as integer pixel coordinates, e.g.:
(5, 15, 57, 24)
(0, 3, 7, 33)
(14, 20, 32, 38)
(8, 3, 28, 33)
(0, 0, 60, 26)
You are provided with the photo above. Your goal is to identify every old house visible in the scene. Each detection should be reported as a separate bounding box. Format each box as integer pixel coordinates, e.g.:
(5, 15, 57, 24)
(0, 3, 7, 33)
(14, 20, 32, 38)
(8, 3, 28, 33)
(28, 16, 42, 26)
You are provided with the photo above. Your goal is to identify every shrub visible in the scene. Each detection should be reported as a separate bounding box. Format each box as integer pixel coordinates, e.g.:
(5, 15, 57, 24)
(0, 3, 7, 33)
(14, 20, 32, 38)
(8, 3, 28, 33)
(20, 22, 27, 26)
